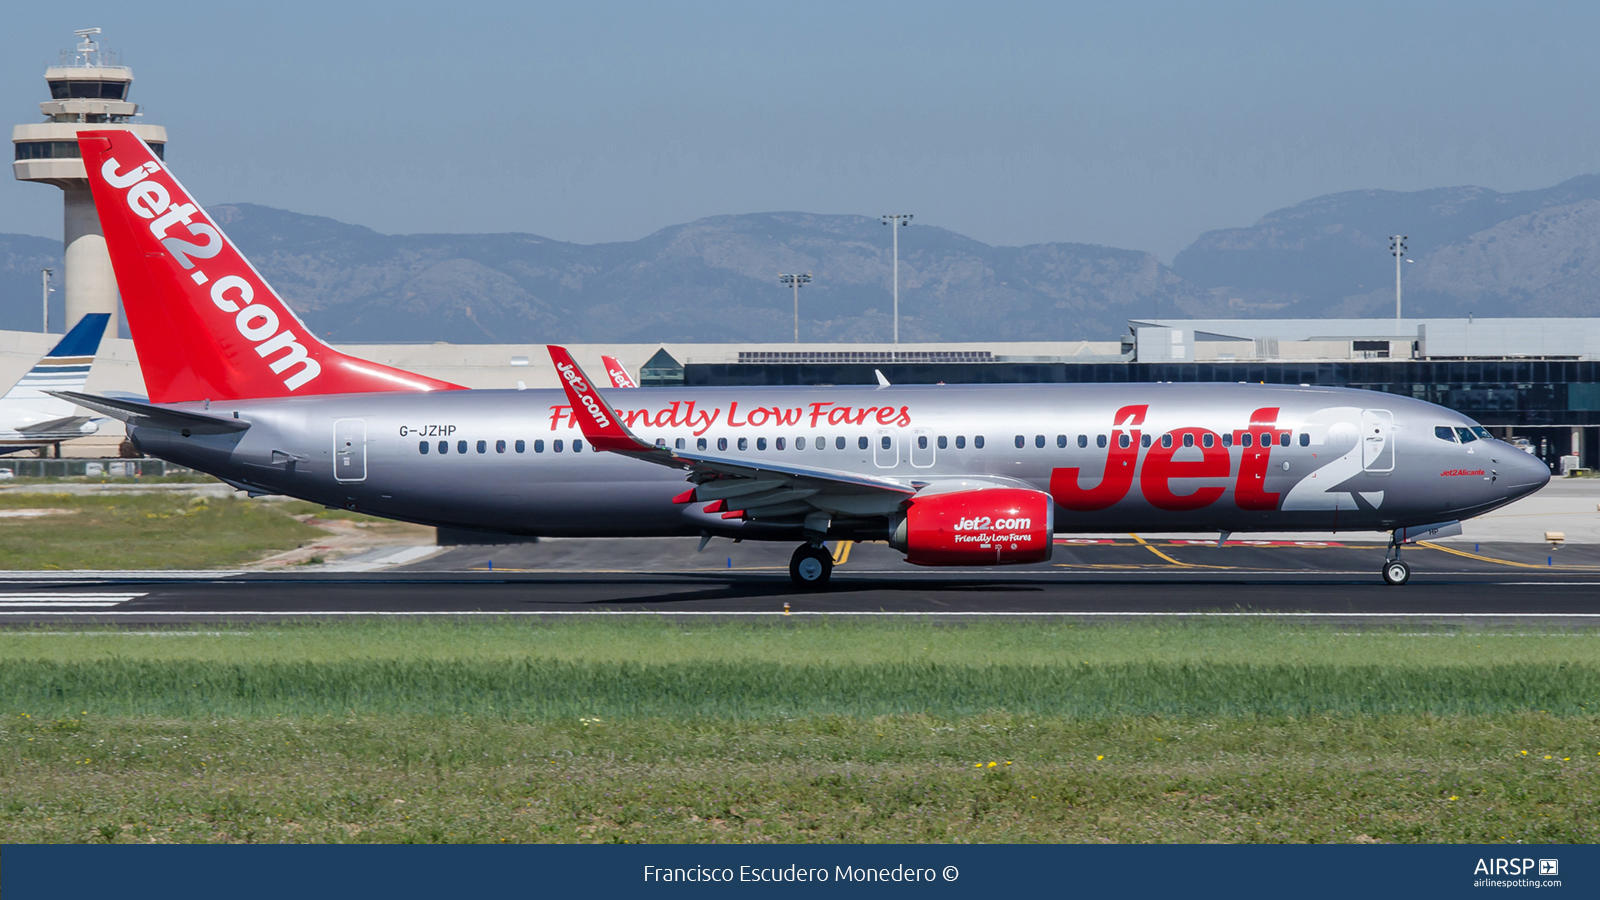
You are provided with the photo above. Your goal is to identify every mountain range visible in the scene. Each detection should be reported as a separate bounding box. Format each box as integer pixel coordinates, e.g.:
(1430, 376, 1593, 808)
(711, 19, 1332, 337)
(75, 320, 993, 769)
(6, 173, 1600, 343)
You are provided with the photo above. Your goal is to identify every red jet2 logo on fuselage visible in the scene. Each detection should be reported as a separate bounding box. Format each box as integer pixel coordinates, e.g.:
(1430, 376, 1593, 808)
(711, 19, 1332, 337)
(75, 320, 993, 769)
(1051, 405, 1296, 513)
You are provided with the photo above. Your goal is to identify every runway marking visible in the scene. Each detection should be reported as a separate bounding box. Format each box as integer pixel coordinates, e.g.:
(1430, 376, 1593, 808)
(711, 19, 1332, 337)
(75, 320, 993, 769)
(1128, 534, 1232, 569)
(1418, 541, 1600, 570)
(831, 541, 853, 565)
(3, 610, 1600, 619)
(0, 593, 144, 607)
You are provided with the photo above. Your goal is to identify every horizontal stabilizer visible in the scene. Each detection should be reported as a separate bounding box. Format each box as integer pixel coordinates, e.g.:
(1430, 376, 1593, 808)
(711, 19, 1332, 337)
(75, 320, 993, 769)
(15, 415, 94, 435)
(46, 391, 250, 435)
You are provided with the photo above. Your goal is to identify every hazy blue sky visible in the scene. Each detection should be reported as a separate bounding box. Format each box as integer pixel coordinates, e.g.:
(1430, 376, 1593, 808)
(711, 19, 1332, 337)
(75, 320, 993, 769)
(5, 1, 1600, 260)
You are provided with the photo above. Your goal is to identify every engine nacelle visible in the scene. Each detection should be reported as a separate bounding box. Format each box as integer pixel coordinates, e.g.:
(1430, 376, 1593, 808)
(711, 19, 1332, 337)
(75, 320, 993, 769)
(888, 487, 1054, 566)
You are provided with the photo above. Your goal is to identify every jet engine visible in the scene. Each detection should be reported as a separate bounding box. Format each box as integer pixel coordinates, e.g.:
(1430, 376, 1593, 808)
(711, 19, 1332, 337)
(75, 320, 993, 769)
(888, 487, 1054, 566)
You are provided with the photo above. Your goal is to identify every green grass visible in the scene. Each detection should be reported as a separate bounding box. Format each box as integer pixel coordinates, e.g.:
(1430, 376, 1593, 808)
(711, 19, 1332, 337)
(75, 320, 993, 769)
(0, 493, 327, 569)
(2, 619, 1596, 843)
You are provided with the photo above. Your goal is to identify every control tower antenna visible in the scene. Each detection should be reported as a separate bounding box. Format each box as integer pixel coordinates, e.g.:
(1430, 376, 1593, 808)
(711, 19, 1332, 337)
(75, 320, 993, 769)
(12, 28, 168, 339)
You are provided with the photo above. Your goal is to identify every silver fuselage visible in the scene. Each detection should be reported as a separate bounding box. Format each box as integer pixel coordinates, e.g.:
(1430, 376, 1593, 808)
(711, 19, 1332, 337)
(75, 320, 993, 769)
(131, 382, 1550, 540)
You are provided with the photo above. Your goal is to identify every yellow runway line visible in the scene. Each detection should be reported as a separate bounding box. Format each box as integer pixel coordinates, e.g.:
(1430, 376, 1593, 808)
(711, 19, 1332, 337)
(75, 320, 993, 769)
(831, 541, 853, 565)
(1127, 534, 1233, 569)
(1417, 541, 1600, 570)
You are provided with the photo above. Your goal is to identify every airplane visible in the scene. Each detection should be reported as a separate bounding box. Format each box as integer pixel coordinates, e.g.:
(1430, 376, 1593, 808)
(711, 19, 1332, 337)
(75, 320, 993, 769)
(601, 356, 638, 388)
(57, 129, 1550, 588)
(0, 313, 110, 455)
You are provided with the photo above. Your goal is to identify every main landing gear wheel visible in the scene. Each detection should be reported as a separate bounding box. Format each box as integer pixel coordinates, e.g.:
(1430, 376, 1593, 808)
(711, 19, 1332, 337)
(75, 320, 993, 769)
(1382, 559, 1411, 586)
(790, 544, 833, 589)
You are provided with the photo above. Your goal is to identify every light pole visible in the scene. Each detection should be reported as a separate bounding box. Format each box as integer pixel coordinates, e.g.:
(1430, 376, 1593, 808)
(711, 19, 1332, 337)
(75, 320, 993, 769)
(1389, 235, 1408, 322)
(40, 268, 53, 333)
(778, 273, 811, 343)
(881, 214, 912, 345)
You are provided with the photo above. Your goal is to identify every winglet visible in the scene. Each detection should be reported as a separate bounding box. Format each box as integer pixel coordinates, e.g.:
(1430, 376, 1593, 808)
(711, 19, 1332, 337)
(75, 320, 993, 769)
(546, 346, 653, 453)
(601, 356, 639, 388)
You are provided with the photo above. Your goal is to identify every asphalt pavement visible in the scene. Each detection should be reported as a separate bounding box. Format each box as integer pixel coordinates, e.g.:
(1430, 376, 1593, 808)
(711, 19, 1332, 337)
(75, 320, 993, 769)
(3, 538, 1600, 623)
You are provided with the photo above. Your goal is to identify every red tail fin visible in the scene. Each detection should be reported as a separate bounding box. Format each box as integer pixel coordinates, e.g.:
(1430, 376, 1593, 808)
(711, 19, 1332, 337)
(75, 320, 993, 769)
(600, 355, 638, 388)
(77, 130, 464, 403)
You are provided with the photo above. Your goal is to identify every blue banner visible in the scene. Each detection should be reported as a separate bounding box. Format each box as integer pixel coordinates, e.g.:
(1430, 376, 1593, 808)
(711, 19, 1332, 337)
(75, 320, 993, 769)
(4, 844, 1593, 898)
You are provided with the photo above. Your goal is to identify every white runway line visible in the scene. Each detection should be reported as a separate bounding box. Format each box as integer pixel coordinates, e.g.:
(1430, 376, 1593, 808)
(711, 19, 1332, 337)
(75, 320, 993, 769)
(0, 593, 145, 607)
(2, 609, 1600, 618)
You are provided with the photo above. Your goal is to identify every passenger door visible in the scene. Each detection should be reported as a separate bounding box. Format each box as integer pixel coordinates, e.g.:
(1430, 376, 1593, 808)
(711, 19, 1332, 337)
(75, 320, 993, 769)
(334, 418, 367, 482)
(1360, 409, 1394, 473)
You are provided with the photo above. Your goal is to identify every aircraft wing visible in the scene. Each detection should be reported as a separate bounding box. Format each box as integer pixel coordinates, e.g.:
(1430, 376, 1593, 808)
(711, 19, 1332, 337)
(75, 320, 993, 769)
(46, 391, 251, 435)
(546, 346, 914, 520)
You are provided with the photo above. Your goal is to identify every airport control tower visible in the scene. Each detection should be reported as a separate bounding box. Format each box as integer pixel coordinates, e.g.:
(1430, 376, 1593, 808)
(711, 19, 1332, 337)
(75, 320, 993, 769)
(11, 29, 167, 338)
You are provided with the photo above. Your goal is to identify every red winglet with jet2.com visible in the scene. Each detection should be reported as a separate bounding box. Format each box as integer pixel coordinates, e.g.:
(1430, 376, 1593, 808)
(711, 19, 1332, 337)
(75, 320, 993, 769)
(546, 346, 655, 453)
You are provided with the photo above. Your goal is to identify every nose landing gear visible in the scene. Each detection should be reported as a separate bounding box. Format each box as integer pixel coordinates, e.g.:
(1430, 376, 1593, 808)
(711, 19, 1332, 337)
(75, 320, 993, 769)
(790, 543, 834, 589)
(1382, 533, 1411, 586)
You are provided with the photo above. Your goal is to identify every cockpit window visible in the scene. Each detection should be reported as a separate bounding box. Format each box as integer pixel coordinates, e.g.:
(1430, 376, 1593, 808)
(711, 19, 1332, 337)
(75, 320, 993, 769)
(1455, 427, 1477, 443)
(1434, 426, 1457, 443)
(1471, 426, 1492, 440)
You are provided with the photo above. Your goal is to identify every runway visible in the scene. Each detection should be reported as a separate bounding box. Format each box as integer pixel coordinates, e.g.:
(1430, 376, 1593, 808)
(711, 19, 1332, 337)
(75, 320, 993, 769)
(3, 538, 1600, 623)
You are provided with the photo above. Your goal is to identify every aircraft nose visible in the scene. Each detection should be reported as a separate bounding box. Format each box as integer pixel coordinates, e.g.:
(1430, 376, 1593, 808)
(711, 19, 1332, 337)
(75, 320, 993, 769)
(1500, 444, 1551, 496)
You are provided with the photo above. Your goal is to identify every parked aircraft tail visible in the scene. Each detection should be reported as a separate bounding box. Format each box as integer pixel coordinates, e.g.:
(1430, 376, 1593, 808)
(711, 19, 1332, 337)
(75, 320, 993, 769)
(601, 355, 639, 388)
(76, 130, 465, 404)
(1, 313, 109, 405)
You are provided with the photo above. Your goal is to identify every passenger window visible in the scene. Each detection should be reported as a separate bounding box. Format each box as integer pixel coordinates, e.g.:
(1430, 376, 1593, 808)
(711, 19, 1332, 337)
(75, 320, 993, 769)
(974, 436, 985, 449)
(838, 436, 848, 450)
(717, 438, 728, 451)
(1161, 434, 1173, 448)
(1014, 435, 1025, 449)
(675, 438, 685, 450)
(533, 440, 544, 453)
(1278, 433, 1290, 447)
(1035, 435, 1045, 449)
(698, 438, 708, 451)
(457, 440, 468, 454)
(1183, 433, 1194, 448)
(1455, 427, 1477, 443)
(1222, 433, 1232, 448)
(882, 436, 892, 450)
(1097, 434, 1107, 449)
(937, 436, 947, 450)
(1258, 432, 1271, 446)
(1141, 434, 1151, 448)
(797, 436, 807, 450)
(956, 436, 966, 449)
(1241, 433, 1252, 448)
(1298, 433, 1310, 447)
(918, 435, 928, 450)
(516, 440, 526, 453)
(419, 441, 429, 454)
(574, 440, 583, 452)
(495, 440, 506, 453)
(438, 440, 448, 454)
(477, 440, 487, 454)
(776, 437, 785, 450)
(1077, 434, 1087, 448)
(1056, 434, 1066, 448)
(554, 440, 564, 453)
(858, 436, 869, 450)
(754, 437, 764, 451)
(655, 438, 667, 448)
(738, 437, 748, 451)
(1202, 433, 1214, 448)
(1118, 434, 1130, 449)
